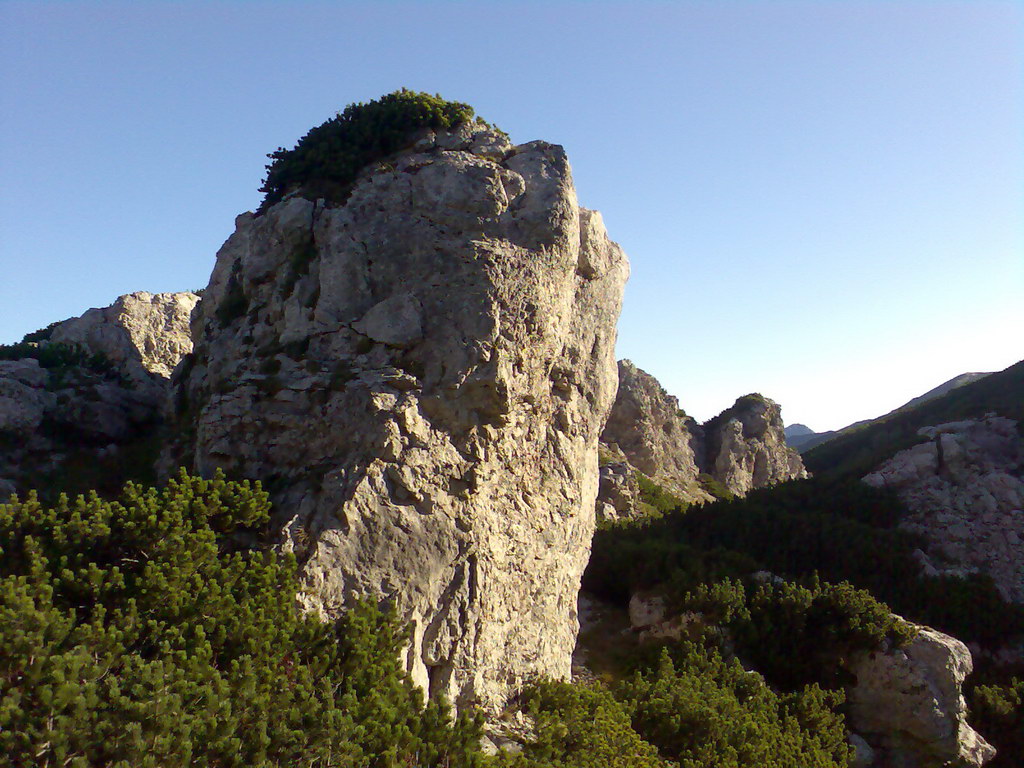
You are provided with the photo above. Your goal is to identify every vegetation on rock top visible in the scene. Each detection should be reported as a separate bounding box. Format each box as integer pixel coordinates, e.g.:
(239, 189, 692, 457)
(258, 89, 486, 212)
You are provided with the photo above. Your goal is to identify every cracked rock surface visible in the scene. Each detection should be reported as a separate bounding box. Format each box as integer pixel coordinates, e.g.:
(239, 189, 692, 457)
(864, 416, 1024, 604)
(173, 124, 629, 713)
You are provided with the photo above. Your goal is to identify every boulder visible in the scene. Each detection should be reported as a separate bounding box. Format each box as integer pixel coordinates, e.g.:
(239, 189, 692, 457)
(174, 124, 628, 713)
(50, 291, 199, 385)
(847, 625, 996, 767)
(596, 460, 641, 521)
(0, 359, 53, 433)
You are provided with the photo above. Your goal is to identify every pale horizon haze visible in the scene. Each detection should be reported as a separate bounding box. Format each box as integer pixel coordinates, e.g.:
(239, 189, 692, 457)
(1, 1, 1021, 432)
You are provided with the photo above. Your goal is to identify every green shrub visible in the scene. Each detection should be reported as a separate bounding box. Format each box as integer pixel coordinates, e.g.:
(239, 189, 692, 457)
(0, 471, 485, 767)
(617, 646, 853, 768)
(259, 89, 484, 211)
(496, 681, 665, 767)
(635, 472, 686, 516)
(732, 577, 916, 691)
(969, 677, 1023, 767)
(584, 474, 1024, 649)
(0, 340, 114, 380)
(21, 320, 61, 343)
(697, 473, 733, 501)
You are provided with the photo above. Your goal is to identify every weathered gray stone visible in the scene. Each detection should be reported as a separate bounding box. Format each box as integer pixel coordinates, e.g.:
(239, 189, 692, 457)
(50, 291, 199, 384)
(848, 733, 876, 768)
(174, 124, 628, 713)
(703, 393, 808, 496)
(597, 365, 807, 513)
(864, 416, 1024, 603)
(596, 460, 641, 521)
(0, 292, 196, 496)
(600, 360, 712, 504)
(848, 625, 995, 767)
(0, 359, 53, 433)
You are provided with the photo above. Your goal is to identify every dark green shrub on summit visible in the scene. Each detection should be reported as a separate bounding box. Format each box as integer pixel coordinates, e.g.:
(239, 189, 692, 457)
(259, 89, 481, 211)
(0, 471, 484, 767)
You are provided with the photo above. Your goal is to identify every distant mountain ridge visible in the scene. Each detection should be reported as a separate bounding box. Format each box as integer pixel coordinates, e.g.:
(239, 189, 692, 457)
(786, 371, 994, 453)
(803, 360, 1021, 480)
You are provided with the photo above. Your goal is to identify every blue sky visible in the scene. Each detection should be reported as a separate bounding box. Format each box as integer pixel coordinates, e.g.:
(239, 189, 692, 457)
(1, 1, 1021, 431)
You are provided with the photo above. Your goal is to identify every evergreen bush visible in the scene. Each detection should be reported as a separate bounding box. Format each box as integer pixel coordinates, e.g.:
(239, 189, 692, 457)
(0, 471, 485, 767)
(259, 89, 483, 211)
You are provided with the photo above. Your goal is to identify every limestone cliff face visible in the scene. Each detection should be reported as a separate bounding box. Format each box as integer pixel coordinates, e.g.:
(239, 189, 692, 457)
(50, 291, 199, 385)
(703, 393, 808, 497)
(863, 416, 1024, 604)
(0, 292, 197, 499)
(174, 124, 629, 712)
(600, 360, 711, 504)
(598, 362, 806, 512)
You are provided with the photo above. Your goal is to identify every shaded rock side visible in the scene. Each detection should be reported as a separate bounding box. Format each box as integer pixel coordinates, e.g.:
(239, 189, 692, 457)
(848, 625, 996, 767)
(174, 124, 629, 713)
(0, 292, 198, 499)
(600, 360, 712, 504)
(863, 416, 1024, 603)
(703, 393, 808, 496)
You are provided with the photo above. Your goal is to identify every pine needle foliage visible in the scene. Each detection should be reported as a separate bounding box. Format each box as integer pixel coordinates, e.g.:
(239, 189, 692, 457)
(617, 645, 852, 768)
(0, 470, 485, 767)
(259, 89, 479, 211)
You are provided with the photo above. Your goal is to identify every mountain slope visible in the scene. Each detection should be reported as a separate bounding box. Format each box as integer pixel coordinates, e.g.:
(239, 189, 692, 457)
(787, 372, 994, 454)
(803, 359, 1024, 480)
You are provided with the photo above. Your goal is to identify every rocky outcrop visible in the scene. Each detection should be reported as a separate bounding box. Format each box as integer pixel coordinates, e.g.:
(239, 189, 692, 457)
(596, 460, 641, 521)
(600, 360, 712, 504)
(172, 123, 628, 713)
(50, 291, 199, 389)
(863, 416, 1024, 604)
(703, 394, 808, 497)
(0, 292, 198, 499)
(848, 625, 996, 767)
(597, 364, 806, 514)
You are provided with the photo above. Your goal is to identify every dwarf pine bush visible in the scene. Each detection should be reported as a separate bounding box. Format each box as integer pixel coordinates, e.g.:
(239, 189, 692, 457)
(258, 89, 483, 211)
(0, 470, 484, 767)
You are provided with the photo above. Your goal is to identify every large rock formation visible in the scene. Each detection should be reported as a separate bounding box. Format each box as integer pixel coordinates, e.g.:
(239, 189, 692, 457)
(600, 360, 711, 503)
(848, 625, 996, 767)
(173, 123, 628, 713)
(703, 393, 808, 497)
(0, 292, 198, 499)
(863, 416, 1024, 604)
(50, 291, 199, 385)
(598, 362, 806, 511)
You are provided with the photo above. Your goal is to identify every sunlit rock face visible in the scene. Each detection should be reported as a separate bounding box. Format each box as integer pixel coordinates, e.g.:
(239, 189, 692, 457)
(703, 393, 808, 496)
(597, 364, 807, 516)
(174, 124, 629, 713)
(848, 625, 995, 768)
(864, 415, 1024, 604)
(600, 360, 713, 505)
